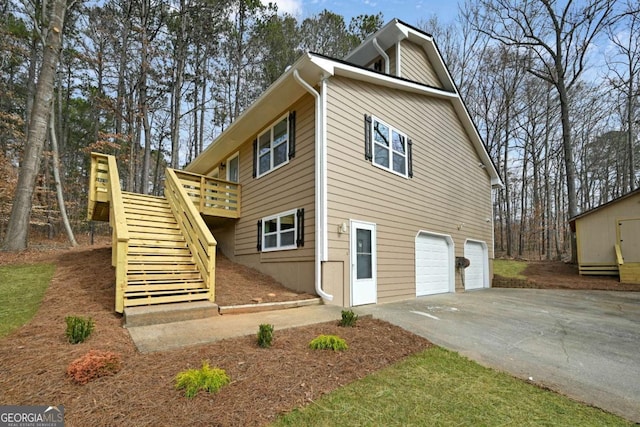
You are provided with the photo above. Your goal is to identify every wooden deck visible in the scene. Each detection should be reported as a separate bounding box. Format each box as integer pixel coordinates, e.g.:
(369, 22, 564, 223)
(88, 153, 241, 312)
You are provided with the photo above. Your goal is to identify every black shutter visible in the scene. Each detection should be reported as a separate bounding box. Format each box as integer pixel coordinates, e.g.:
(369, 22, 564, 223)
(288, 111, 296, 159)
(296, 208, 305, 247)
(364, 114, 372, 161)
(407, 138, 413, 178)
(257, 220, 262, 251)
(252, 139, 257, 178)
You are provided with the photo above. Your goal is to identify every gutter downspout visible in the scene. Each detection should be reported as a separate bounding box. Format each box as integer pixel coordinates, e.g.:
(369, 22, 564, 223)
(293, 69, 333, 302)
(372, 37, 390, 74)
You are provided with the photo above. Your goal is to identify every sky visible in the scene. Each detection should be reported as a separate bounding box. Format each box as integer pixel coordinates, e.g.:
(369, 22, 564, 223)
(270, 0, 460, 27)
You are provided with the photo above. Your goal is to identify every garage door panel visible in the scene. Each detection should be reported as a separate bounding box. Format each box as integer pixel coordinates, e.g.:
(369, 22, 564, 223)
(416, 234, 451, 296)
(464, 241, 486, 290)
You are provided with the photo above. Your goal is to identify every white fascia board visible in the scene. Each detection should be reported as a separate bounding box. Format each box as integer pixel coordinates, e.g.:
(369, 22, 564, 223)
(325, 58, 457, 100)
(313, 55, 502, 188)
(186, 54, 319, 174)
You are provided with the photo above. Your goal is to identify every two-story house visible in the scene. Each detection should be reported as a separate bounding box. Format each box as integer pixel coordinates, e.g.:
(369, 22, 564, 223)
(184, 19, 502, 307)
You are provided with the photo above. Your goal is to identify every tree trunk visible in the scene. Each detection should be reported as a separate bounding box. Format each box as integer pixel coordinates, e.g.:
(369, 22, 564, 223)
(170, 0, 187, 169)
(558, 81, 578, 263)
(2, 0, 68, 251)
(50, 105, 77, 246)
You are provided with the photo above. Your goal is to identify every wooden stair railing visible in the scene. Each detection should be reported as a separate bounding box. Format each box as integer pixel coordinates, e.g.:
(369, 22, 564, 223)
(173, 170, 241, 219)
(89, 153, 130, 313)
(615, 244, 624, 267)
(165, 168, 217, 302)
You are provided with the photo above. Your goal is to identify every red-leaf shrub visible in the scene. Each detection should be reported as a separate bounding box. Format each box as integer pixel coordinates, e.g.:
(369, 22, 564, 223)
(66, 350, 122, 384)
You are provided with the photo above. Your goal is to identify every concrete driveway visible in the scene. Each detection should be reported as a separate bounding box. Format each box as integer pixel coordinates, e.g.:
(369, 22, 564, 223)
(355, 288, 640, 422)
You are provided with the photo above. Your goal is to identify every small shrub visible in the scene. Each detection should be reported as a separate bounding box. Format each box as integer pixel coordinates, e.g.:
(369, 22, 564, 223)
(309, 334, 348, 352)
(175, 362, 230, 398)
(257, 323, 274, 348)
(66, 350, 122, 384)
(65, 316, 94, 344)
(339, 310, 358, 327)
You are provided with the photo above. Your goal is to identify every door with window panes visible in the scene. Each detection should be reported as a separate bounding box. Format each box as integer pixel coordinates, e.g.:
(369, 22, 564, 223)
(350, 220, 377, 306)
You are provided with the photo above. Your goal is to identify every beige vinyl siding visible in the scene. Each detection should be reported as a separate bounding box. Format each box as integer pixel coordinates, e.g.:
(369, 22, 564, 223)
(576, 194, 640, 265)
(325, 76, 493, 304)
(212, 94, 317, 293)
(400, 40, 442, 88)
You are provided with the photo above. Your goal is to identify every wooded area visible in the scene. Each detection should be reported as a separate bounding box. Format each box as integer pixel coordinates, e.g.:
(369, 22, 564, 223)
(0, 0, 638, 260)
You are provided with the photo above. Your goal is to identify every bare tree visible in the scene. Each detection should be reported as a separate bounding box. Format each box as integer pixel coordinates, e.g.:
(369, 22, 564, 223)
(475, 0, 617, 262)
(606, 0, 640, 192)
(2, 0, 68, 251)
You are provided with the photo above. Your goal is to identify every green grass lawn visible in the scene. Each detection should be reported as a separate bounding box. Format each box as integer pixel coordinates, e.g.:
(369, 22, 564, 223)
(493, 259, 529, 280)
(273, 347, 631, 426)
(0, 263, 56, 338)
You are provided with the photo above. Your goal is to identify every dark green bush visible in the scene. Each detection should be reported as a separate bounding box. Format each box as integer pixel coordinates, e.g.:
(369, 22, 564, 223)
(309, 334, 348, 351)
(175, 362, 230, 398)
(339, 310, 358, 327)
(65, 316, 94, 344)
(257, 323, 274, 348)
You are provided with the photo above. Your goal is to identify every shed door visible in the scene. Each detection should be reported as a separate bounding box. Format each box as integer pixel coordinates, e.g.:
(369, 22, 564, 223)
(619, 219, 640, 263)
(464, 241, 487, 290)
(416, 233, 452, 296)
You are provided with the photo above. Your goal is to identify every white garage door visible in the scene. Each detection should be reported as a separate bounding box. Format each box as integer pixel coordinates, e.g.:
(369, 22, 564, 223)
(464, 240, 486, 290)
(416, 233, 452, 296)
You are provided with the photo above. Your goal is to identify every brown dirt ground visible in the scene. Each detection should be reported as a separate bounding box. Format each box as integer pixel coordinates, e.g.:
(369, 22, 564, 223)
(494, 260, 640, 291)
(0, 243, 431, 426)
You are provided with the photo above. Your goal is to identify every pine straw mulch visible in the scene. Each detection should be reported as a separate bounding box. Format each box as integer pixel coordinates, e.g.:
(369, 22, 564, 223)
(0, 244, 432, 426)
(494, 260, 640, 291)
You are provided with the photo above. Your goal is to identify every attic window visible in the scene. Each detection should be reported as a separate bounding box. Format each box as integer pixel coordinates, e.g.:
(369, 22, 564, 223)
(365, 115, 413, 178)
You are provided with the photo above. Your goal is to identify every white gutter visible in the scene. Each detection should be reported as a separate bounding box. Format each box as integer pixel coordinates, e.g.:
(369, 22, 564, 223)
(372, 37, 390, 74)
(293, 69, 333, 302)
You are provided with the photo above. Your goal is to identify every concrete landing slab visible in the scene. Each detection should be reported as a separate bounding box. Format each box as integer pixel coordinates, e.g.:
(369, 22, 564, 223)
(127, 304, 344, 353)
(124, 301, 218, 327)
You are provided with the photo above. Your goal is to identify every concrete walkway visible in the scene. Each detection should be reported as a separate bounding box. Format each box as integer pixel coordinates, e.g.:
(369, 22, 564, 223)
(127, 304, 344, 353)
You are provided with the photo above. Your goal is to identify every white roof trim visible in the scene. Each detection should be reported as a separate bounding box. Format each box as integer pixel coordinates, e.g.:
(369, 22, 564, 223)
(187, 21, 502, 188)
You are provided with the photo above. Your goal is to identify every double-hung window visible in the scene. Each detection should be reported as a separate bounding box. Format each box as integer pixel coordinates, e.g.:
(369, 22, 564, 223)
(257, 115, 289, 177)
(365, 115, 413, 178)
(258, 209, 305, 252)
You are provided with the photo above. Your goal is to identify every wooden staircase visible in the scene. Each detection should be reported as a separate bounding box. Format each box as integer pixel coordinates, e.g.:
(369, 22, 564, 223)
(122, 192, 210, 307)
(88, 153, 242, 313)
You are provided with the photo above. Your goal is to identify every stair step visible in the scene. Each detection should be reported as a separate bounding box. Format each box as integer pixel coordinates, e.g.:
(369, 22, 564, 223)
(129, 239, 188, 249)
(125, 287, 209, 298)
(128, 254, 194, 263)
(127, 274, 202, 284)
(124, 292, 211, 308)
(125, 282, 207, 292)
(126, 218, 179, 228)
(128, 247, 191, 255)
(124, 300, 218, 326)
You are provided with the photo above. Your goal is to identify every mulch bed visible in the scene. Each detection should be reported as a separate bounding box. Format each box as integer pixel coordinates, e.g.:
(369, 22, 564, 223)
(494, 260, 640, 291)
(0, 244, 431, 426)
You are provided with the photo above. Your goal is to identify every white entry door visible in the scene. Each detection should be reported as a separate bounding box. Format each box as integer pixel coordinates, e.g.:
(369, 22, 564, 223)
(351, 221, 377, 306)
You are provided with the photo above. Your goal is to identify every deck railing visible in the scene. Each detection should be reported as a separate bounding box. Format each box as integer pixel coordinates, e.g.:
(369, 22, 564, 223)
(89, 153, 129, 313)
(173, 170, 241, 219)
(165, 168, 217, 301)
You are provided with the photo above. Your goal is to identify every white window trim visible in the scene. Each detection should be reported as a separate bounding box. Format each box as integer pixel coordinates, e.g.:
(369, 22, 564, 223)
(256, 113, 290, 178)
(226, 151, 239, 183)
(371, 116, 409, 179)
(261, 209, 298, 252)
